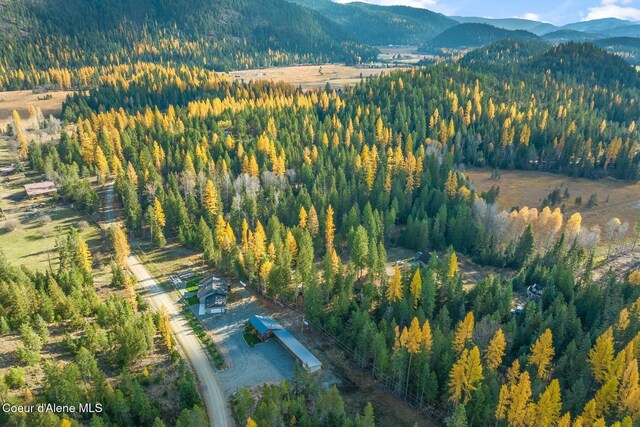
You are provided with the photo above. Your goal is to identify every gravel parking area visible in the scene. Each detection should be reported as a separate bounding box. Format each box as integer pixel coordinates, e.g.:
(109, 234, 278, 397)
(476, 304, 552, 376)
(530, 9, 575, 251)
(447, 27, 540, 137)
(204, 286, 296, 397)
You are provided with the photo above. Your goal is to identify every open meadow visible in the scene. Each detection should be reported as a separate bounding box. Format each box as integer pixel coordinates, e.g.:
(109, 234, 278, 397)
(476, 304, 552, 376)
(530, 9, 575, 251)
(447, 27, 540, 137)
(230, 64, 407, 90)
(466, 168, 640, 229)
(0, 90, 70, 128)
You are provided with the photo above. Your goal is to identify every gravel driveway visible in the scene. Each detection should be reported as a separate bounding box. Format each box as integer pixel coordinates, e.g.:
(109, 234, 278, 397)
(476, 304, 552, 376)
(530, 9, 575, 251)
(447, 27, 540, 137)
(204, 287, 296, 397)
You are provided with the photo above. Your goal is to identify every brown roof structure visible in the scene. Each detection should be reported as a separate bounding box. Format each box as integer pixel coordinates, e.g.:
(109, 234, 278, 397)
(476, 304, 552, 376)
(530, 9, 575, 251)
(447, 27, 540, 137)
(24, 181, 57, 197)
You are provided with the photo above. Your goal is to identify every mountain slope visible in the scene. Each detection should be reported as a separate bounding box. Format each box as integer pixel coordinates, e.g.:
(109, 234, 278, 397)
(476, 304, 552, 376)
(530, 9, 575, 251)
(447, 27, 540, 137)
(542, 29, 602, 43)
(452, 16, 557, 35)
(419, 23, 540, 53)
(0, 0, 376, 84)
(287, 0, 457, 45)
(562, 18, 635, 33)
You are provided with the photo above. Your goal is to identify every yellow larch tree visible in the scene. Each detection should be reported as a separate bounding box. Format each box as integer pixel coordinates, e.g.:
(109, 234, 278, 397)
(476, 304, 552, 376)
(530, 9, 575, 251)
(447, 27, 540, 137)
(112, 225, 130, 268)
(127, 162, 139, 187)
(566, 212, 582, 244)
(386, 264, 404, 303)
(77, 235, 93, 274)
(203, 179, 220, 217)
(536, 379, 562, 427)
(299, 206, 308, 228)
(95, 145, 110, 183)
(484, 328, 506, 371)
(529, 328, 555, 380)
(445, 171, 458, 197)
(496, 362, 533, 427)
(153, 197, 166, 229)
(453, 311, 475, 354)
(159, 306, 173, 351)
(594, 377, 618, 418)
(589, 327, 615, 384)
(618, 358, 640, 418)
(285, 230, 298, 262)
(325, 204, 335, 254)
(448, 251, 459, 278)
(307, 205, 319, 236)
(409, 269, 422, 309)
(448, 346, 483, 405)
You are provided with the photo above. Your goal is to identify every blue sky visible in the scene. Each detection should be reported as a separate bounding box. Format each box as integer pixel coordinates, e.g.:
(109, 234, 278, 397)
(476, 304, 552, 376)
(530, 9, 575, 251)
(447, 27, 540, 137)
(333, 0, 640, 25)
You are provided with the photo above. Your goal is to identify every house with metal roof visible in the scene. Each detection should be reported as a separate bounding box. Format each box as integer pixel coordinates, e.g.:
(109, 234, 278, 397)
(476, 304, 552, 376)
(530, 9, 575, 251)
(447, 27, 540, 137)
(24, 181, 57, 198)
(247, 314, 322, 373)
(197, 275, 228, 315)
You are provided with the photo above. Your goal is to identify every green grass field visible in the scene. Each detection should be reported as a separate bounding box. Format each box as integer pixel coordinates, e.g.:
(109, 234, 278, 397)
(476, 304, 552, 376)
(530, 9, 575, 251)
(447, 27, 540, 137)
(0, 206, 101, 271)
(185, 278, 201, 293)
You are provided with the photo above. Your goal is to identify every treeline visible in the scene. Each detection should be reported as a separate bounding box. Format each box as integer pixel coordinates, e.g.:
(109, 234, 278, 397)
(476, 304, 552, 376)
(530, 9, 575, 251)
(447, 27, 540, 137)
(233, 366, 375, 427)
(0, 0, 375, 91)
(0, 229, 204, 427)
(30, 60, 640, 425)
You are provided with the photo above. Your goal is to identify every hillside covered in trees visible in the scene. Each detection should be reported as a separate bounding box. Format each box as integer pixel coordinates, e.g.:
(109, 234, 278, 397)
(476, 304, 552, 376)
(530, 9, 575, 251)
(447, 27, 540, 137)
(12, 36, 637, 425)
(0, 0, 376, 91)
(287, 0, 457, 46)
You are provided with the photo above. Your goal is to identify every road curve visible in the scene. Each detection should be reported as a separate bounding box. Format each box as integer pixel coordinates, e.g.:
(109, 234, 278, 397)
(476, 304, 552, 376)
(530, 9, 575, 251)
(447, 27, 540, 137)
(103, 183, 233, 427)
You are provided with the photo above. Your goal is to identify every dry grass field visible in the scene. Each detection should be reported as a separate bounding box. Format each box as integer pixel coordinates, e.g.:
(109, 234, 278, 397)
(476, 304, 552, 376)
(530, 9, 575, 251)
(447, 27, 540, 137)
(466, 168, 640, 229)
(0, 90, 70, 128)
(230, 64, 406, 90)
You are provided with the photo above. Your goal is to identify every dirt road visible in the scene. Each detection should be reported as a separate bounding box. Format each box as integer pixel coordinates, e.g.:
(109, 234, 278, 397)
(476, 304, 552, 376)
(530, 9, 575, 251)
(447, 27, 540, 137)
(127, 255, 233, 427)
(103, 183, 233, 427)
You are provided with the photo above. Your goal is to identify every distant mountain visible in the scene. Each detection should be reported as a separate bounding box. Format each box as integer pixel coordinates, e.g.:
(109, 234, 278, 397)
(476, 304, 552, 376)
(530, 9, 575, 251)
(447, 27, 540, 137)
(542, 29, 602, 44)
(603, 24, 640, 38)
(593, 37, 640, 65)
(419, 23, 540, 53)
(562, 18, 636, 33)
(287, 0, 457, 45)
(452, 16, 557, 35)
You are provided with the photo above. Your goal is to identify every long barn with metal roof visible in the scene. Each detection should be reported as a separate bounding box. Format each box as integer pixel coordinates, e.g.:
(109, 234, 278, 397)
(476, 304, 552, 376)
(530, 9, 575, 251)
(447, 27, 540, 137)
(248, 315, 322, 373)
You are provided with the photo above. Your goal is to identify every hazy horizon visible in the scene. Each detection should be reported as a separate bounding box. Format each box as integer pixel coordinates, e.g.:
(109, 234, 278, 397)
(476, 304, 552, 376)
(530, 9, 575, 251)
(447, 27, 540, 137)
(333, 0, 640, 25)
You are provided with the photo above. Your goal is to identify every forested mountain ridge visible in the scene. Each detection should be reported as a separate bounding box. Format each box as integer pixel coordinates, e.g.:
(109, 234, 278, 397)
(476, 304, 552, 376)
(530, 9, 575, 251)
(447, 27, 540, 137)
(287, 0, 457, 45)
(0, 0, 376, 90)
(419, 23, 540, 53)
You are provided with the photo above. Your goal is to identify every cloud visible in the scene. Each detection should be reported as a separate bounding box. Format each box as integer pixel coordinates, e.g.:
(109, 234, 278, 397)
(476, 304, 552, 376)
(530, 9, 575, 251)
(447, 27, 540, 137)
(518, 12, 541, 21)
(584, 0, 640, 21)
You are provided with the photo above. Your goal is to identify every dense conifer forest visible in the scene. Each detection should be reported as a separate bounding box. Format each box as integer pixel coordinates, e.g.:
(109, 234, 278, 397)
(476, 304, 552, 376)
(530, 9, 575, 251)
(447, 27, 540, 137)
(15, 42, 638, 424)
(1, 1, 640, 426)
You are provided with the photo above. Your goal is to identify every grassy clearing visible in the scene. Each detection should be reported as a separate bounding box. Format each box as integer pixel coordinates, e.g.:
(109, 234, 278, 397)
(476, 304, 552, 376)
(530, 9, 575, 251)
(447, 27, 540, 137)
(466, 167, 640, 229)
(230, 64, 407, 90)
(242, 324, 262, 347)
(0, 204, 101, 271)
(185, 278, 200, 293)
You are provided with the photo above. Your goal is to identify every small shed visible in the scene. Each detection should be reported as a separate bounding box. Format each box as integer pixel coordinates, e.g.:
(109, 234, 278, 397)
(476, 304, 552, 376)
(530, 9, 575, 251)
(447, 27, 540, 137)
(198, 275, 228, 315)
(24, 181, 57, 198)
(418, 251, 432, 266)
(0, 165, 16, 176)
(248, 314, 283, 341)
